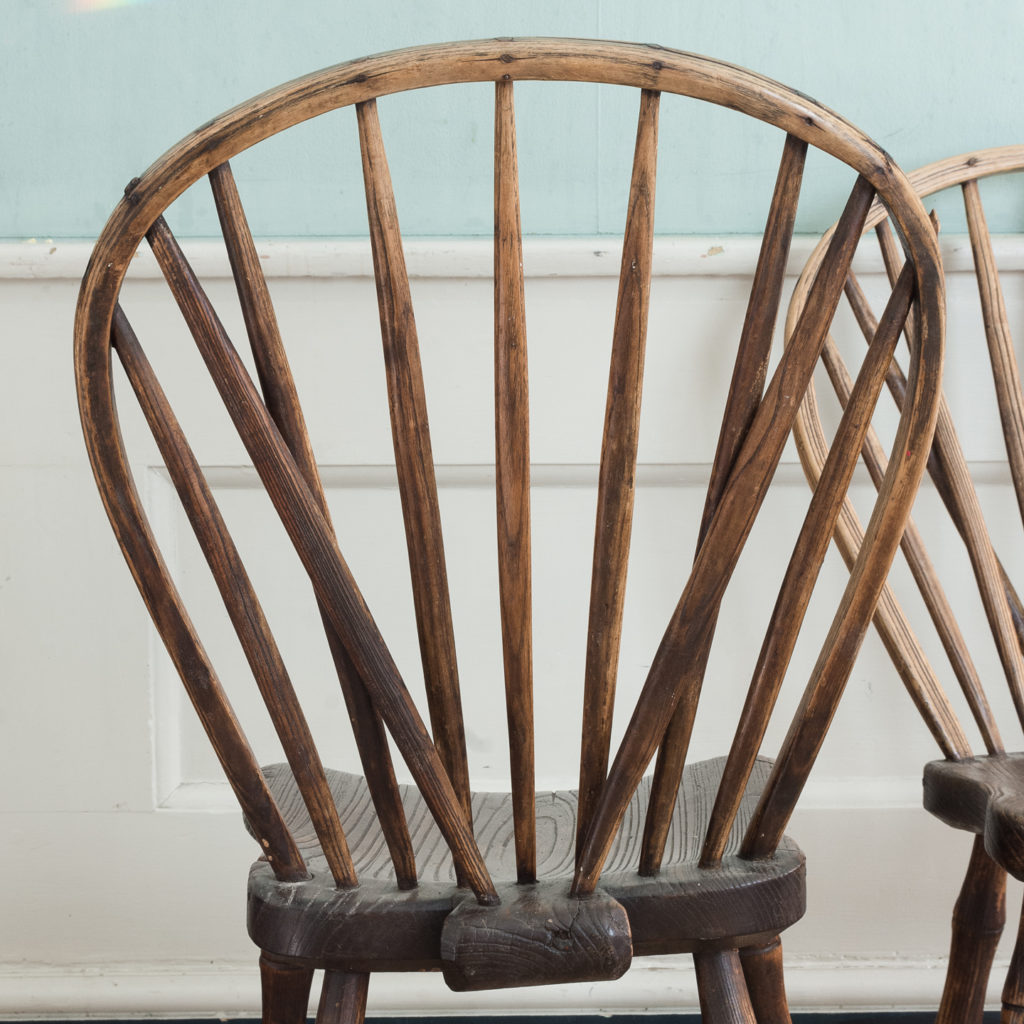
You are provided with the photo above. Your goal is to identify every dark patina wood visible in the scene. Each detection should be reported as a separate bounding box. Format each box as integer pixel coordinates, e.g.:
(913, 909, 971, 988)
(789, 145, 1024, 1023)
(75, 38, 944, 1022)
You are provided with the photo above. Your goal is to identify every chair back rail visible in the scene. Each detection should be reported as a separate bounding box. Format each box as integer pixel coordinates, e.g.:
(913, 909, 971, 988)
(75, 38, 943, 903)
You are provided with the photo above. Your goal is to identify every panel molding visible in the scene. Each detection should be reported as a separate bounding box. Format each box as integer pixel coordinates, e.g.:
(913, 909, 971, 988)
(5, 233, 1023, 281)
(0, 954, 995, 1017)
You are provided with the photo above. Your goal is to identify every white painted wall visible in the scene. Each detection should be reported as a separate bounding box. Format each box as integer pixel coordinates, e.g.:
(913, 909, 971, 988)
(2, 235, 1023, 1017)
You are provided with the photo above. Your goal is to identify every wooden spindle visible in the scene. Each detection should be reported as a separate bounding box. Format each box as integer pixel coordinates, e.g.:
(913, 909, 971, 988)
(493, 79, 535, 883)
(576, 88, 660, 859)
(700, 261, 923, 865)
(209, 160, 417, 889)
(963, 178, 1024, 529)
(113, 306, 358, 888)
(573, 177, 876, 894)
(874, 218, 1024, 734)
(818, 335, 999, 754)
(641, 132, 806, 874)
(356, 99, 473, 825)
(146, 216, 498, 904)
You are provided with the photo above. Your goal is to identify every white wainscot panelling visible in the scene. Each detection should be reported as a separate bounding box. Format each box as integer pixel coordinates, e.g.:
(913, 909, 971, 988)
(3, 236, 1024, 1017)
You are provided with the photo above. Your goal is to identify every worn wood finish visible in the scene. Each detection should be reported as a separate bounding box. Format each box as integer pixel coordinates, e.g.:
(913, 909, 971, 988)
(314, 971, 368, 1024)
(740, 936, 792, 1024)
(576, 175, 877, 892)
(357, 99, 473, 827)
(963, 178, 1024, 529)
(819, 333, 978, 756)
(210, 161, 417, 888)
(702, 250, 914, 867)
(828, 281, 1000, 753)
(146, 215, 497, 905)
(693, 949, 757, 1024)
(935, 836, 1006, 1024)
(112, 307, 357, 888)
(876, 223, 1024, 734)
(493, 78, 535, 884)
(440, 885, 632, 991)
(788, 146, 1024, 1017)
(646, 133, 807, 875)
(249, 757, 804, 968)
(577, 88, 659, 860)
(75, 39, 945, 1015)
(260, 952, 315, 1024)
(1003, 902, 1024, 1024)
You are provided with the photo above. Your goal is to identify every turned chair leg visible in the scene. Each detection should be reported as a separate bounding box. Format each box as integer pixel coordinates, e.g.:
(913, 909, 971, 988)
(740, 936, 792, 1024)
(1001, 892, 1024, 1024)
(936, 835, 1006, 1024)
(259, 952, 314, 1024)
(315, 971, 369, 1024)
(694, 948, 757, 1024)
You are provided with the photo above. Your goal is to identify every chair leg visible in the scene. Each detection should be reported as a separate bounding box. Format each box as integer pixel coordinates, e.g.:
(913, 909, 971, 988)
(1002, 894, 1024, 1023)
(315, 971, 369, 1024)
(259, 952, 314, 1024)
(936, 834, 1006, 1024)
(740, 936, 792, 1024)
(694, 948, 757, 1024)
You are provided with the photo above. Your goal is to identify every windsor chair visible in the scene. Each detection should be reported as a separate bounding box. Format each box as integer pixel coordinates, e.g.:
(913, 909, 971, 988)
(788, 145, 1024, 1023)
(75, 39, 943, 1023)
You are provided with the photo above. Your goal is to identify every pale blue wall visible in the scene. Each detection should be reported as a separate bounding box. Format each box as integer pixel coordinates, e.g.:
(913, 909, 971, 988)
(3, 0, 1023, 239)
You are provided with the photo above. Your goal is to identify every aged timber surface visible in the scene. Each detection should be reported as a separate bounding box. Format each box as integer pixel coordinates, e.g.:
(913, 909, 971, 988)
(248, 757, 804, 969)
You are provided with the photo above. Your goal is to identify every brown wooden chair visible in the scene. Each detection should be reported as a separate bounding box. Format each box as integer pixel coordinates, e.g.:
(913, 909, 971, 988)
(74, 39, 943, 1024)
(788, 144, 1024, 1023)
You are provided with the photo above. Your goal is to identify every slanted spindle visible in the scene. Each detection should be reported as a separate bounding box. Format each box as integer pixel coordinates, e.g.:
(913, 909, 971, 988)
(642, 133, 807, 874)
(829, 279, 999, 754)
(146, 215, 498, 904)
(209, 160, 417, 889)
(874, 221, 1024, 733)
(701, 261, 945, 864)
(576, 88, 660, 862)
(356, 99, 473, 825)
(104, 317, 308, 883)
(963, 178, 1024, 529)
(493, 79, 535, 883)
(573, 177, 876, 894)
(112, 305, 359, 887)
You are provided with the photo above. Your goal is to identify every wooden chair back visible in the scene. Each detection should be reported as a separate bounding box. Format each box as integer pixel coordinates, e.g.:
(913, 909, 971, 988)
(789, 144, 1024, 1022)
(791, 145, 1024, 765)
(75, 39, 943, 911)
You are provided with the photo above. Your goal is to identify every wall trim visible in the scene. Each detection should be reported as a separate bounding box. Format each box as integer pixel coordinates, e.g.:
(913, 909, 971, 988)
(3, 233, 1021, 282)
(0, 954, 989, 1018)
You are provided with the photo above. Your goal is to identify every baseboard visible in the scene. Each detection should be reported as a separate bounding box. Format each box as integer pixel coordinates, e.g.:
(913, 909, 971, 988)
(0, 956, 1003, 1018)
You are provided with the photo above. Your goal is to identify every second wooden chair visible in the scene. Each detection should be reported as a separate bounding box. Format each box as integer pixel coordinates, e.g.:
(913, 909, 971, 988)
(790, 145, 1024, 1023)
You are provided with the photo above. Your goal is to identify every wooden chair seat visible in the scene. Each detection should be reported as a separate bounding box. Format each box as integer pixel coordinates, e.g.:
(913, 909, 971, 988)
(249, 757, 804, 972)
(924, 754, 1024, 880)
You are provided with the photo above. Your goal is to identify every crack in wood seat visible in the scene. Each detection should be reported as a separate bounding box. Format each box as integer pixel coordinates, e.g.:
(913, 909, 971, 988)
(788, 145, 1024, 1024)
(249, 756, 804, 969)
